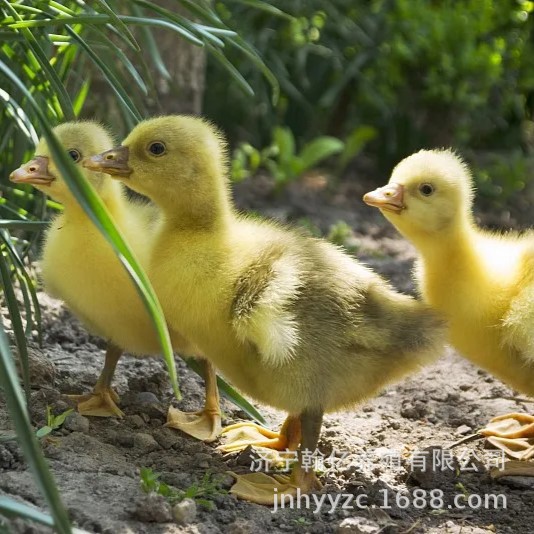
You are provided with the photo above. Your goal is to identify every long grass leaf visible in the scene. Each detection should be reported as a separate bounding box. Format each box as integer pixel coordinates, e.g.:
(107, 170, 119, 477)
(9, 14, 205, 46)
(93, 0, 140, 51)
(131, 1, 225, 46)
(0, 324, 72, 533)
(63, 26, 143, 122)
(0, 239, 31, 402)
(176, 0, 224, 26)
(0, 497, 88, 532)
(225, 0, 293, 20)
(206, 43, 254, 97)
(0, 58, 181, 401)
(1, 1, 75, 120)
(226, 34, 279, 103)
(0, 221, 47, 230)
(1, 230, 42, 345)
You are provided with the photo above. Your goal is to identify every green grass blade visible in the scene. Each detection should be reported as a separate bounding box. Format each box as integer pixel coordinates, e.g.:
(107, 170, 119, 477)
(0, 229, 42, 344)
(72, 77, 90, 117)
(1, 1, 75, 120)
(8, 14, 205, 46)
(0, 497, 88, 532)
(206, 43, 254, 97)
(226, 34, 280, 104)
(0, 87, 40, 145)
(0, 221, 47, 230)
(175, 0, 225, 26)
(131, 21, 171, 81)
(0, 58, 181, 401)
(0, 324, 72, 533)
(63, 26, 143, 122)
(93, 0, 140, 51)
(0, 239, 31, 402)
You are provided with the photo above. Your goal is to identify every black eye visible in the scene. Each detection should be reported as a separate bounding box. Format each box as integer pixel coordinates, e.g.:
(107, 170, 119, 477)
(148, 142, 166, 156)
(68, 149, 81, 163)
(419, 183, 434, 196)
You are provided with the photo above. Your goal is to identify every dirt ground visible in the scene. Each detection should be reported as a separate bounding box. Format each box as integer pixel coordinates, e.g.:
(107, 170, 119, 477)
(1, 172, 533, 533)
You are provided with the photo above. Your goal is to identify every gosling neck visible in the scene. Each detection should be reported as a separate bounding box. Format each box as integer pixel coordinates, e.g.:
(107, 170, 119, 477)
(403, 214, 481, 273)
(153, 182, 234, 234)
(60, 178, 125, 222)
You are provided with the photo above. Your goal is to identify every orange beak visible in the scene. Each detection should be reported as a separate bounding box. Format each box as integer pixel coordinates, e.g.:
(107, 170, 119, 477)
(363, 183, 405, 213)
(9, 156, 55, 186)
(82, 146, 132, 178)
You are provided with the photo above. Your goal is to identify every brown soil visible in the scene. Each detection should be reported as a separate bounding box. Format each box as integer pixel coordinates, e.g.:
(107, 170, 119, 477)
(1, 173, 533, 533)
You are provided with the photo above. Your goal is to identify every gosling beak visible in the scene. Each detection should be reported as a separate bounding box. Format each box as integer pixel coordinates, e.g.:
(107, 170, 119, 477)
(82, 146, 132, 177)
(9, 156, 55, 186)
(363, 183, 405, 213)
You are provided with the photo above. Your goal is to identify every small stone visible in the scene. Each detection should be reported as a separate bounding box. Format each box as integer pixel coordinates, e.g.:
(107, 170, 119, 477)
(126, 414, 145, 429)
(133, 433, 159, 452)
(153, 428, 184, 449)
(132, 493, 172, 523)
(21, 346, 56, 386)
(194, 452, 211, 469)
(132, 392, 166, 419)
(64, 412, 90, 433)
(134, 391, 160, 405)
(172, 498, 197, 524)
(455, 424, 472, 435)
(116, 433, 134, 448)
(336, 517, 380, 533)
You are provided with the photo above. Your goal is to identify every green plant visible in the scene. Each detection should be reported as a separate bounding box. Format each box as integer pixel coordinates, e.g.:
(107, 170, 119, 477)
(208, 0, 534, 184)
(232, 126, 345, 188)
(140, 467, 226, 510)
(35, 407, 73, 440)
(0, 1, 272, 530)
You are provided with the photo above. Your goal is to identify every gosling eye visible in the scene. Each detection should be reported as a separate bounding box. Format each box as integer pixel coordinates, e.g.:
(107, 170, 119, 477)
(68, 149, 82, 163)
(418, 183, 435, 196)
(148, 141, 166, 156)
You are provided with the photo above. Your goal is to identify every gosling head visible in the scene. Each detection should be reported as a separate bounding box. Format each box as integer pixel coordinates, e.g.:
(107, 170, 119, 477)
(9, 121, 115, 204)
(83, 115, 230, 228)
(363, 149, 475, 239)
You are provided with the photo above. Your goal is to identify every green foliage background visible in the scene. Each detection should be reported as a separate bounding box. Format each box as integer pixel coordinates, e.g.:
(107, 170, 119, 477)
(206, 0, 534, 191)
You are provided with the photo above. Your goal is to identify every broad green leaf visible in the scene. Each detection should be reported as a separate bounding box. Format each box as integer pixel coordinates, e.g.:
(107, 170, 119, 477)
(299, 136, 345, 172)
(339, 126, 377, 169)
(35, 425, 53, 439)
(273, 126, 296, 167)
